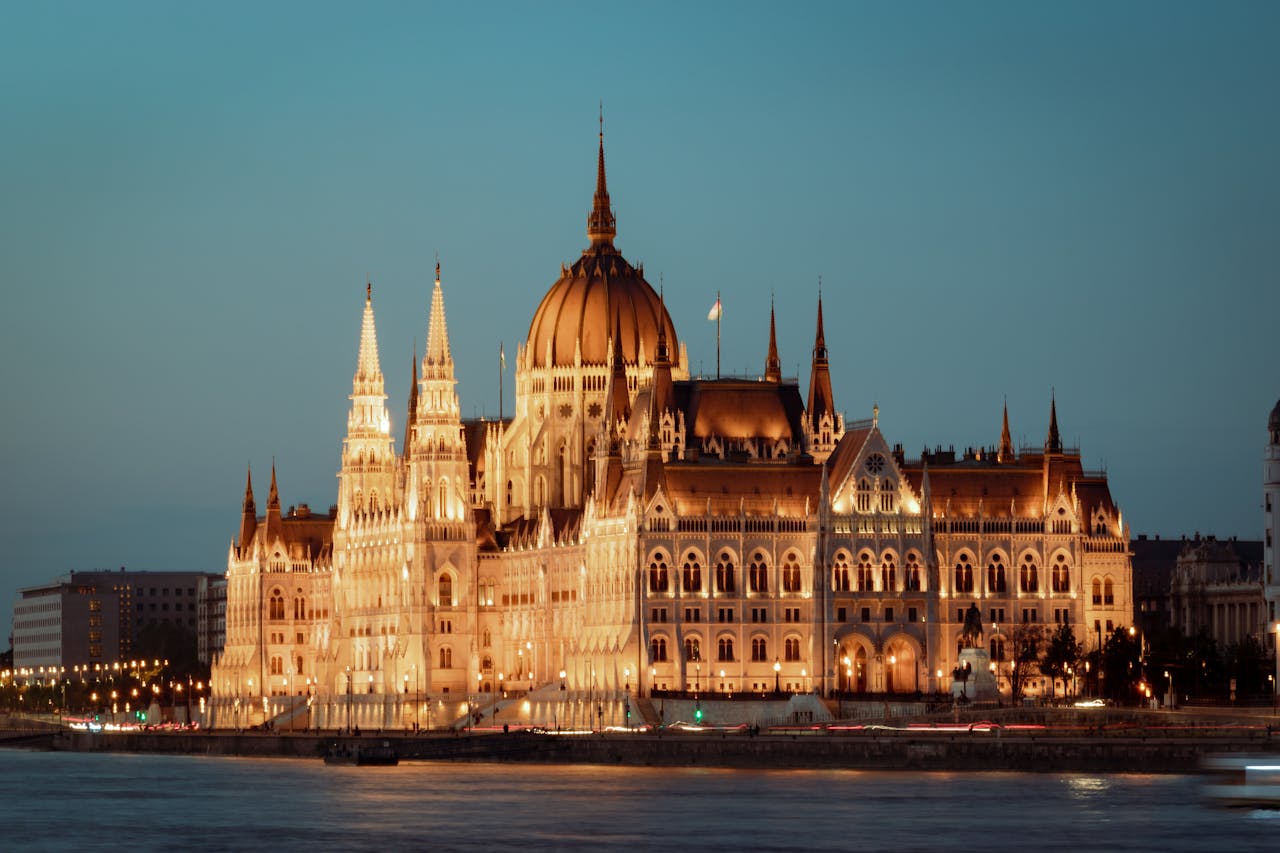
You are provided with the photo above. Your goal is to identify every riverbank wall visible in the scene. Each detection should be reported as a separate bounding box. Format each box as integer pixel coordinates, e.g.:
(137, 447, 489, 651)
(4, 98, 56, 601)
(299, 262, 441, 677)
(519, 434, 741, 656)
(31, 724, 1278, 773)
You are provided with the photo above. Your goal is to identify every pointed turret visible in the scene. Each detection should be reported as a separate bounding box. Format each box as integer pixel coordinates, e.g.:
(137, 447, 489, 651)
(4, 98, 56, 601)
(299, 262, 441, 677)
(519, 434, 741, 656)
(764, 300, 782, 383)
(998, 399, 1014, 463)
(1045, 392, 1062, 453)
(651, 292, 674, 418)
(587, 110, 617, 249)
(354, 281, 383, 392)
(340, 282, 394, 523)
(806, 294, 835, 422)
(403, 344, 418, 460)
(424, 262, 453, 376)
(920, 460, 935, 572)
(264, 461, 282, 541)
(605, 313, 631, 435)
(238, 465, 257, 549)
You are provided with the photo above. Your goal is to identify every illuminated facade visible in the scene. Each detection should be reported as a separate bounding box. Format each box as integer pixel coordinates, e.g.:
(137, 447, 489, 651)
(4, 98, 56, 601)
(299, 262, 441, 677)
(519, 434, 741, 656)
(210, 133, 1134, 728)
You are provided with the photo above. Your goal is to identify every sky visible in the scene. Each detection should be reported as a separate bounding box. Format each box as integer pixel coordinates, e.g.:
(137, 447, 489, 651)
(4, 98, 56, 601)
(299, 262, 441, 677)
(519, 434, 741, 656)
(2, 2, 1277, 644)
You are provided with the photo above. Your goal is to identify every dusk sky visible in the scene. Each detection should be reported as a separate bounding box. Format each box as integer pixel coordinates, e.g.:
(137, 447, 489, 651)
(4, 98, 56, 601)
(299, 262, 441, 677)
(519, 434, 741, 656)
(2, 2, 1277, 643)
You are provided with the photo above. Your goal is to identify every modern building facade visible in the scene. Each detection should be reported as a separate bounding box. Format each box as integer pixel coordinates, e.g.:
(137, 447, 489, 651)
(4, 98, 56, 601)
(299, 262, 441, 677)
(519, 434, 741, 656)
(210, 133, 1134, 729)
(11, 569, 223, 673)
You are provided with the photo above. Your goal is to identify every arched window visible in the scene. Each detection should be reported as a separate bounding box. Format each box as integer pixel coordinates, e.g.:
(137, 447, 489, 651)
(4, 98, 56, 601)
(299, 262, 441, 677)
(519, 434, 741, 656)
(784, 636, 801, 662)
(296, 656, 304, 675)
(1052, 554, 1070, 593)
(856, 479, 872, 513)
(833, 551, 851, 591)
(954, 554, 974, 593)
(905, 552, 922, 591)
(881, 553, 897, 593)
(718, 637, 735, 662)
(684, 637, 701, 662)
(269, 656, 283, 675)
(990, 636, 1006, 662)
(648, 553, 670, 593)
(294, 592, 306, 620)
(269, 590, 285, 621)
(1020, 555, 1039, 593)
(1091, 577, 1102, 605)
(506, 480, 514, 506)
(438, 574, 453, 606)
(751, 637, 768, 662)
(439, 647, 453, 669)
(879, 479, 896, 513)
(749, 552, 769, 593)
(534, 476, 545, 506)
(782, 555, 801, 593)
(715, 552, 736, 593)
(987, 555, 1007, 593)
(439, 479, 449, 519)
(651, 637, 668, 662)
(682, 553, 703, 593)
(482, 629, 491, 647)
(857, 551, 874, 591)
(1103, 577, 1114, 606)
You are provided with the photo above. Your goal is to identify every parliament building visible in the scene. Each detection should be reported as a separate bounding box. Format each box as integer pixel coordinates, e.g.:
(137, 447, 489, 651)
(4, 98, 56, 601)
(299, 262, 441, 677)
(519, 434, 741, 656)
(210, 133, 1133, 729)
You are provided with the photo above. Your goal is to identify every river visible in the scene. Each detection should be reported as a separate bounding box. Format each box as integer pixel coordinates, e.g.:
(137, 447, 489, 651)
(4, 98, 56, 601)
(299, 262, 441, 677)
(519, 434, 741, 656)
(1, 750, 1276, 851)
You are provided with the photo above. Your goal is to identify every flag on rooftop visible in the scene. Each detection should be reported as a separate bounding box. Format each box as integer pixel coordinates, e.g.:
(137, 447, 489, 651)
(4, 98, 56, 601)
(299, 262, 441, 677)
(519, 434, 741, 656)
(707, 297, 723, 321)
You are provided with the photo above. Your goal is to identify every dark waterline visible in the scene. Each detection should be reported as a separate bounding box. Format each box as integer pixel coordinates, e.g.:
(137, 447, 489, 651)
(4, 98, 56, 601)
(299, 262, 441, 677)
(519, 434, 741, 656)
(2, 750, 1277, 852)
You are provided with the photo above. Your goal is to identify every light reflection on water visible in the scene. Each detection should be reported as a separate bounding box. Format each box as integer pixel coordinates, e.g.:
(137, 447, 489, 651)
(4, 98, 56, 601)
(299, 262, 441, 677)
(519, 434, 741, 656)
(1, 750, 1275, 852)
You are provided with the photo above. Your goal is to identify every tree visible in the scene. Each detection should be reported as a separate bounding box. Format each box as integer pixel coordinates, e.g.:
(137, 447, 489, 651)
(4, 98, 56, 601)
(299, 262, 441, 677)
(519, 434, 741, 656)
(1040, 623, 1082, 700)
(1100, 626, 1142, 703)
(1009, 624, 1045, 701)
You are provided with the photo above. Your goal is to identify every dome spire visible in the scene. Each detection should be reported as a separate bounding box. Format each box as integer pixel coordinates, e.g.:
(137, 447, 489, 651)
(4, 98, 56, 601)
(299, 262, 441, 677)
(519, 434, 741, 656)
(587, 105, 616, 249)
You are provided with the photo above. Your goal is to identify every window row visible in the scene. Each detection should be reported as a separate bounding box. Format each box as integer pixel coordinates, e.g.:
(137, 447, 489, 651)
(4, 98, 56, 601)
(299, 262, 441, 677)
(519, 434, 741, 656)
(649, 635, 803, 664)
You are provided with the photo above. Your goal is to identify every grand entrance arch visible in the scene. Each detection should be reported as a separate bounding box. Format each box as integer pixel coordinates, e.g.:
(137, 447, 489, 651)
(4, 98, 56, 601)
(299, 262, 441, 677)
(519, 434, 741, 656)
(837, 642, 869, 693)
(884, 636, 919, 694)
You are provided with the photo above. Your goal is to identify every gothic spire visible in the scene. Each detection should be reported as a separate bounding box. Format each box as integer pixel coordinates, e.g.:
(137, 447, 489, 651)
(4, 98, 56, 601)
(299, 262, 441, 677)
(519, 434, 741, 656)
(765, 298, 781, 383)
(807, 292, 834, 422)
(354, 280, 384, 392)
(605, 312, 631, 439)
(424, 262, 453, 374)
(587, 108, 616, 249)
(242, 465, 256, 515)
(1045, 390, 1062, 453)
(267, 461, 280, 511)
(239, 464, 257, 549)
(998, 398, 1013, 463)
(403, 343, 419, 458)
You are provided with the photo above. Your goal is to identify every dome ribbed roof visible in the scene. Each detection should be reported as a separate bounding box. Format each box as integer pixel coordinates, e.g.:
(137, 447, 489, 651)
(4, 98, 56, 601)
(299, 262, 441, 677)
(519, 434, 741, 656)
(1269, 398, 1280, 432)
(525, 126, 679, 368)
(527, 248, 677, 368)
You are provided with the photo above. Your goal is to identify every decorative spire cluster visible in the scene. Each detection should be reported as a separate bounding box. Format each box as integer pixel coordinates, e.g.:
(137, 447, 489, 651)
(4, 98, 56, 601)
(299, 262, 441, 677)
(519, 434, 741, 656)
(999, 399, 1013, 463)
(807, 293, 834, 422)
(1046, 391, 1062, 453)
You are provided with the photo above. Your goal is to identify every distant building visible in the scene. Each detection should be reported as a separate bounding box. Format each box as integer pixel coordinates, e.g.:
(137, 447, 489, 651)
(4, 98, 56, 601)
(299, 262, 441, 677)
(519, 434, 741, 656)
(198, 575, 227, 666)
(11, 570, 222, 673)
(1169, 536, 1266, 652)
(1130, 534, 1183, 637)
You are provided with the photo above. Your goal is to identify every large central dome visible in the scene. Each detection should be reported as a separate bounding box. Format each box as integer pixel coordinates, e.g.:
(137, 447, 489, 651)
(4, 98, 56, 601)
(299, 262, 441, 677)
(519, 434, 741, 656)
(526, 131, 678, 368)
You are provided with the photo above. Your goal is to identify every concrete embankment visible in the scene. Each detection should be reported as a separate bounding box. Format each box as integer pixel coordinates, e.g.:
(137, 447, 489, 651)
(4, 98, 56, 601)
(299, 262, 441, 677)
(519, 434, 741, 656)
(39, 727, 1280, 773)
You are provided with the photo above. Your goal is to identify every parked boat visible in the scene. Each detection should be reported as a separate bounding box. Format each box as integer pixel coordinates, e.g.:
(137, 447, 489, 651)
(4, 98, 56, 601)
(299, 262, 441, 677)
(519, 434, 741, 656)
(324, 740, 399, 766)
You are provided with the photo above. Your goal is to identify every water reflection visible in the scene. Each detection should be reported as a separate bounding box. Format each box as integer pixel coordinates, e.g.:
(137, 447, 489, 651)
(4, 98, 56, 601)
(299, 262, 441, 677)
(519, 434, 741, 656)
(2, 752, 1275, 852)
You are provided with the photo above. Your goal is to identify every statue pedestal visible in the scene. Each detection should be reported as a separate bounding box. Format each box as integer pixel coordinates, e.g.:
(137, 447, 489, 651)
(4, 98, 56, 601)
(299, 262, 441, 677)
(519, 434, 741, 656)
(952, 648, 999, 702)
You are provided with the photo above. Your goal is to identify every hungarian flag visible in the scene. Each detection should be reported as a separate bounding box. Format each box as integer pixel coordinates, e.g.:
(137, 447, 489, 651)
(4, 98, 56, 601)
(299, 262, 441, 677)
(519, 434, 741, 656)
(707, 297, 723, 321)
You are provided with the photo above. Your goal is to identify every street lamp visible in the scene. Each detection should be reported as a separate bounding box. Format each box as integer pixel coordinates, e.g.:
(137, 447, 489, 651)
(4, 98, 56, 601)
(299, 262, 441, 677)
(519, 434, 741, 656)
(773, 659, 781, 694)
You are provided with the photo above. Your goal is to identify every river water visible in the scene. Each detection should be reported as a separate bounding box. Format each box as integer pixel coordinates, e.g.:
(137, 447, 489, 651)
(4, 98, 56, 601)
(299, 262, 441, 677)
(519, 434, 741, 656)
(1, 750, 1276, 851)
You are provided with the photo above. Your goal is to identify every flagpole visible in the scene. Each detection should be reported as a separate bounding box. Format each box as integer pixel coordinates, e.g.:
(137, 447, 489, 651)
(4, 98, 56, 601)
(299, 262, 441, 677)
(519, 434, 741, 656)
(716, 289, 721, 379)
(499, 342, 504, 422)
